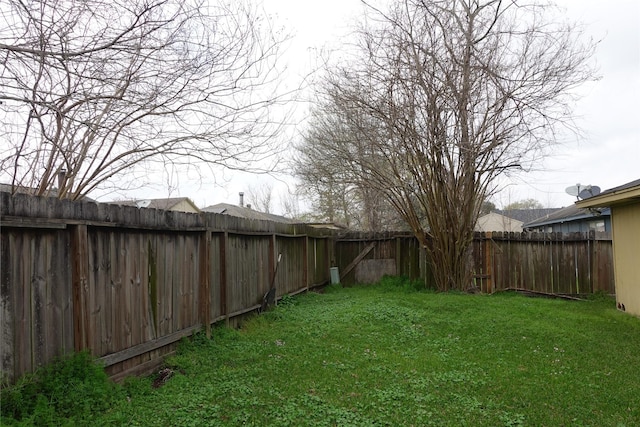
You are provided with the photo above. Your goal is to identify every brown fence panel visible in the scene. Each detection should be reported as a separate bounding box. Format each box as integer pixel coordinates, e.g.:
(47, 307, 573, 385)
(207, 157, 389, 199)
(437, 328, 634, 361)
(336, 231, 614, 295)
(593, 237, 614, 293)
(275, 235, 307, 295)
(472, 232, 614, 295)
(226, 234, 271, 315)
(307, 237, 331, 287)
(1, 227, 74, 380)
(396, 236, 421, 280)
(209, 233, 223, 322)
(335, 233, 404, 284)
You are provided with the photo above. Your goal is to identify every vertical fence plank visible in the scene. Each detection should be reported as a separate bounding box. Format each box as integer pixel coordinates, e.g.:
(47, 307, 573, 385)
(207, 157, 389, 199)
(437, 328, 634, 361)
(199, 230, 211, 337)
(220, 232, 229, 326)
(269, 234, 276, 297)
(303, 236, 309, 291)
(71, 225, 89, 351)
(0, 230, 15, 380)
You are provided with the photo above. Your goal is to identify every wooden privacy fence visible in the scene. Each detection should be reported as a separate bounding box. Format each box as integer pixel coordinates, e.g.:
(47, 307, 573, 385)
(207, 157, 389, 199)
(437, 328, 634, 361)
(1, 192, 615, 384)
(1, 193, 333, 383)
(335, 231, 614, 295)
(471, 231, 614, 294)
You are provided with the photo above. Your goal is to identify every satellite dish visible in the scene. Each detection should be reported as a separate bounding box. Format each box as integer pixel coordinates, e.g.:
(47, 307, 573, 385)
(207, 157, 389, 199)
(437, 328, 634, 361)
(136, 199, 151, 208)
(565, 184, 581, 197)
(578, 186, 600, 200)
(565, 183, 600, 200)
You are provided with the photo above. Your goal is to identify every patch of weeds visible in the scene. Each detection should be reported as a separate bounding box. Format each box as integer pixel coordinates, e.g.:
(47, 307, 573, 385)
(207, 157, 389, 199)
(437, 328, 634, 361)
(377, 275, 425, 292)
(279, 293, 296, 307)
(500, 412, 526, 427)
(0, 351, 122, 425)
(323, 283, 344, 294)
(585, 290, 616, 304)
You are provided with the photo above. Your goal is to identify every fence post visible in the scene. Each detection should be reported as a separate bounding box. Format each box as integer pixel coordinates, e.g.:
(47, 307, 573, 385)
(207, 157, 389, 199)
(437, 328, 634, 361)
(220, 231, 229, 326)
(303, 236, 309, 291)
(395, 237, 402, 277)
(484, 232, 493, 293)
(269, 234, 277, 301)
(199, 230, 211, 338)
(71, 224, 89, 352)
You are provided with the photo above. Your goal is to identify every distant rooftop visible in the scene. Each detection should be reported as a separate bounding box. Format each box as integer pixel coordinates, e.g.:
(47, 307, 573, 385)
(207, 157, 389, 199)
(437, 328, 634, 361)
(524, 204, 610, 229)
(0, 183, 95, 201)
(116, 197, 200, 212)
(495, 208, 560, 224)
(201, 203, 299, 224)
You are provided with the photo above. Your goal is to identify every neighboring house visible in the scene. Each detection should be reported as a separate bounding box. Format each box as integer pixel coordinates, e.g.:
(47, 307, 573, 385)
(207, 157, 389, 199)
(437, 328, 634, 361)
(577, 178, 640, 317)
(523, 204, 611, 233)
(475, 208, 559, 232)
(118, 197, 201, 213)
(202, 203, 298, 224)
(475, 211, 524, 232)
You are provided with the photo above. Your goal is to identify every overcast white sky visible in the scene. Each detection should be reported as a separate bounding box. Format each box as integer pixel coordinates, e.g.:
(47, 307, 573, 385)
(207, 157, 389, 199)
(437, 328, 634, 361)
(109, 0, 639, 211)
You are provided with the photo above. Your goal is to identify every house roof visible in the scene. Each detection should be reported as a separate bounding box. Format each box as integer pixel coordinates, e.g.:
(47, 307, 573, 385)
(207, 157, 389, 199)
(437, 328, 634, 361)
(201, 203, 299, 224)
(495, 208, 560, 224)
(523, 204, 610, 229)
(576, 178, 640, 208)
(306, 222, 348, 230)
(0, 183, 95, 201)
(117, 197, 200, 212)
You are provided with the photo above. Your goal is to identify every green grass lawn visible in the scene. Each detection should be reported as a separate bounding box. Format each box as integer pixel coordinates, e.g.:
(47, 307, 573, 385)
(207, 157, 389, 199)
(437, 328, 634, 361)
(5, 278, 640, 426)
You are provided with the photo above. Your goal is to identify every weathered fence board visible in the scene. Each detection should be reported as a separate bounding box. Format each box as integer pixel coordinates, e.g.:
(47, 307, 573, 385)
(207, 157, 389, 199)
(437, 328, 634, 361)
(1, 228, 74, 379)
(307, 237, 331, 288)
(275, 236, 307, 295)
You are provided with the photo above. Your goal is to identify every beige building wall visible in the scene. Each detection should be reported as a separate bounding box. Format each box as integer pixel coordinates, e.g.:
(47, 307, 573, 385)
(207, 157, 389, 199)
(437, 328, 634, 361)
(476, 212, 523, 232)
(611, 202, 640, 317)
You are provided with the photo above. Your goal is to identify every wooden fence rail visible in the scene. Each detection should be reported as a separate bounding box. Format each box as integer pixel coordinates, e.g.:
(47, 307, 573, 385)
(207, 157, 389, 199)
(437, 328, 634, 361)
(1, 193, 614, 383)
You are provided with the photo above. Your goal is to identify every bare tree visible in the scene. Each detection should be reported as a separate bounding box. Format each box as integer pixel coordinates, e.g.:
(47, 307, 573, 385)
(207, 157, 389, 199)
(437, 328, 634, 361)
(294, 116, 357, 227)
(294, 107, 408, 231)
(246, 182, 274, 213)
(279, 189, 302, 220)
(504, 199, 544, 210)
(0, 0, 292, 200)
(310, 0, 596, 290)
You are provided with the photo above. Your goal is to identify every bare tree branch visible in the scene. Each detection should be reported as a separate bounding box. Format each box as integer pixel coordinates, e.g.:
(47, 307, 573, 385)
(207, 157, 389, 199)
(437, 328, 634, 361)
(0, 0, 295, 199)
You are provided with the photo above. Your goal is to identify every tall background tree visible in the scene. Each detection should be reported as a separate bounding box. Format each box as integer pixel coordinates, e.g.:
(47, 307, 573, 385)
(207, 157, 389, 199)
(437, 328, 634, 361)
(294, 106, 408, 231)
(504, 199, 544, 210)
(298, 0, 596, 290)
(246, 182, 274, 213)
(0, 0, 291, 200)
